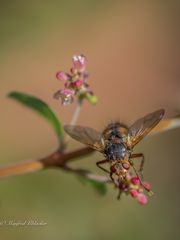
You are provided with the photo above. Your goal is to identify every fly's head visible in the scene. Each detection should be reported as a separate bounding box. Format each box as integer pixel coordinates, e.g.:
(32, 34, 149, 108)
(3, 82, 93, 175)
(110, 160, 131, 179)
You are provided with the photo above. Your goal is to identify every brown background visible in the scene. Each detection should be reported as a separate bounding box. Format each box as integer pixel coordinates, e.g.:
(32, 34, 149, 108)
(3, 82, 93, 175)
(0, 1, 180, 239)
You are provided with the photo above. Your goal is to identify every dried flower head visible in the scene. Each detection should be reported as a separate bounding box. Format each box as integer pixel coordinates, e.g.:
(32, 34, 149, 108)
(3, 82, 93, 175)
(54, 54, 97, 105)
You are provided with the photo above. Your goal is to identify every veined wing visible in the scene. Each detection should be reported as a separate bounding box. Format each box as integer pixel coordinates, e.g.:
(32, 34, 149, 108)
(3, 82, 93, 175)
(64, 125, 104, 152)
(128, 109, 165, 148)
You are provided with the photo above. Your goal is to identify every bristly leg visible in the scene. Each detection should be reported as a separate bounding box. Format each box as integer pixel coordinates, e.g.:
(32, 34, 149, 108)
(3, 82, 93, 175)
(110, 171, 115, 183)
(96, 160, 110, 174)
(96, 160, 117, 184)
(117, 188, 123, 200)
(129, 156, 150, 194)
(130, 153, 145, 180)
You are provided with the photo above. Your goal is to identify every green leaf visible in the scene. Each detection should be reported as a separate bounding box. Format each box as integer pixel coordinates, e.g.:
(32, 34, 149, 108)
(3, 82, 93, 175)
(77, 176, 107, 196)
(8, 91, 64, 140)
(89, 179, 107, 195)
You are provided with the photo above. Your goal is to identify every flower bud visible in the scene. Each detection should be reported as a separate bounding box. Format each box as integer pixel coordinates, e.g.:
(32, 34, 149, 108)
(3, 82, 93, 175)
(72, 54, 86, 71)
(54, 54, 96, 106)
(143, 181, 151, 191)
(56, 71, 69, 81)
(130, 189, 138, 198)
(137, 188, 143, 193)
(86, 94, 98, 105)
(137, 193, 148, 205)
(131, 177, 140, 185)
(61, 88, 75, 96)
(54, 88, 75, 105)
(74, 80, 84, 88)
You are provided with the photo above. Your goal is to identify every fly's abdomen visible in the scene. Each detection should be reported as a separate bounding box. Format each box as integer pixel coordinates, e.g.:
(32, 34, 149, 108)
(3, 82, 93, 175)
(105, 143, 126, 160)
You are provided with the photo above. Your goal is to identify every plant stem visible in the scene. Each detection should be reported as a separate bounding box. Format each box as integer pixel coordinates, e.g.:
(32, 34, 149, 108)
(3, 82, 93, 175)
(0, 160, 44, 178)
(63, 165, 111, 183)
(0, 147, 111, 183)
(64, 100, 82, 145)
(0, 147, 93, 179)
(70, 100, 82, 125)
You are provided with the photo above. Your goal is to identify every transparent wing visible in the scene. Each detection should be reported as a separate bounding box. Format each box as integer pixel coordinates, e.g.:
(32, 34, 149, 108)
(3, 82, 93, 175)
(64, 125, 104, 152)
(128, 109, 165, 147)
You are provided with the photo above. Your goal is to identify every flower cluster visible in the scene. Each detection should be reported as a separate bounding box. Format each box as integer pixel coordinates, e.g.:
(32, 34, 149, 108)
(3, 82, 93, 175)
(118, 173, 152, 205)
(54, 54, 97, 105)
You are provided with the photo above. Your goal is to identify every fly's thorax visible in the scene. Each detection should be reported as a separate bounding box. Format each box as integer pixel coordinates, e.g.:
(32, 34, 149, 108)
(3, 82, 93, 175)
(102, 122, 130, 160)
(102, 122, 128, 144)
(104, 141, 128, 160)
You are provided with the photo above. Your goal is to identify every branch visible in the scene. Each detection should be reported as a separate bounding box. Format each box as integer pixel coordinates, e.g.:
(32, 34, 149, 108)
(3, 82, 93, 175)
(63, 165, 110, 183)
(0, 147, 98, 179)
(0, 160, 44, 178)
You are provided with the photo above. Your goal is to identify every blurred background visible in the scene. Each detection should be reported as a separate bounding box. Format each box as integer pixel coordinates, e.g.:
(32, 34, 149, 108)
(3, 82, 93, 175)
(0, 1, 180, 239)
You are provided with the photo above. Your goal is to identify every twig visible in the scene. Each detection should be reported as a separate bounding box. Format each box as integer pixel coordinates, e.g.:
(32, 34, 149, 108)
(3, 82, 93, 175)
(63, 165, 111, 183)
(0, 160, 44, 178)
(0, 146, 111, 184)
(0, 147, 93, 178)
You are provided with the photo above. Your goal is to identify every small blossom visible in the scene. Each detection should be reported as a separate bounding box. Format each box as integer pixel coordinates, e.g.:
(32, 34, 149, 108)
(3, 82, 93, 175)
(56, 71, 69, 81)
(143, 181, 151, 191)
(72, 54, 86, 72)
(137, 193, 148, 205)
(131, 176, 140, 185)
(74, 80, 84, 88)
(61, 88, 75, 95)
(53, 89, 74, 105)
(54, 54, 97, 105)
(130, 189, 138, 198)
(137, 188, 143, 193)
(117, 172, 152, 205)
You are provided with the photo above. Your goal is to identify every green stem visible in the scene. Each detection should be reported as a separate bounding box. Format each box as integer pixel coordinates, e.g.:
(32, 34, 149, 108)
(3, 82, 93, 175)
(70, 100, 82, 125)
(64, 100, 82, 146)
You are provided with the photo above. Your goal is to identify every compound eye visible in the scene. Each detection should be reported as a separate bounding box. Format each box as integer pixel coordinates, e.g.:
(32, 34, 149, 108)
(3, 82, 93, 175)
(122, 162, 130, 170)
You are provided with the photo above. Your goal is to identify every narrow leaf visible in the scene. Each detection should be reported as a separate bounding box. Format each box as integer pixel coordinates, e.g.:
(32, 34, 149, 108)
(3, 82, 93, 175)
(8, 91, 64, 140)
(77, 176, 107, 196)
(89, 179, 107, 195)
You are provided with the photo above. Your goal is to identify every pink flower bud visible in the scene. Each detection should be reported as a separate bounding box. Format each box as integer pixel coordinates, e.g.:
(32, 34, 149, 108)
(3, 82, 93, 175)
(130, 189, 138, 198)
(56, 71, 69, 81)
(137, 188, 143, 193)
(61, 88, 74, 96)
(131, 177, 140, 185)
(137, 193, 148, 205)
(143, 182, 151, 191)
(72, 54, 86, 71)
(53, 88, 75, 105)
(60, 89, 74, 105)
(74, 80, 84, 88)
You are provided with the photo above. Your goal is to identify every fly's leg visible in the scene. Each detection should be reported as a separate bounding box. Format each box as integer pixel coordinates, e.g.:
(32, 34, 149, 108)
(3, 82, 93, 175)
(116, 177, 122, 200)
(96, 160, 110, 174)
(96, 160, 115, 183)
(130, 153, 144, 180)
(129, 153, 153, 194)
(110, 171, 115, 183)
(117, 189, 123, 200)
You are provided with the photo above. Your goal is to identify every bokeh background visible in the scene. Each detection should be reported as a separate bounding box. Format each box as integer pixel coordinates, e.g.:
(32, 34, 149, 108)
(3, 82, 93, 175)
(1, 1, 180, 239)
